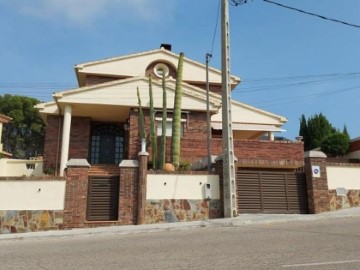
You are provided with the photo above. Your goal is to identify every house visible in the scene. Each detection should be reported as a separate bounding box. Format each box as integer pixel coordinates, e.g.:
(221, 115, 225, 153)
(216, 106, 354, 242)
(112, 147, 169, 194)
(35, 45, 305, 228)
(0, 114, 12, 158)
(345, 137, 360, 159)
(36, 45, 291, 176)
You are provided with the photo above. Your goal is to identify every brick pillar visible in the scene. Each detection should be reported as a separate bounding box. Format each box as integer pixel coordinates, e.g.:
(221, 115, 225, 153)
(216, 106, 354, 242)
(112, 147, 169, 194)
(63, 159, 90, 228)
(137, 151, 148, 225)
(304, 151, 330, 214)
(119, 160, 139, 225)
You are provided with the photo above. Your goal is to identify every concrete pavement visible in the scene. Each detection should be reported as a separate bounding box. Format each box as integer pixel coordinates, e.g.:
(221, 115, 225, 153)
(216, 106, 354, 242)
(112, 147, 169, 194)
(1, 207, 359, 241)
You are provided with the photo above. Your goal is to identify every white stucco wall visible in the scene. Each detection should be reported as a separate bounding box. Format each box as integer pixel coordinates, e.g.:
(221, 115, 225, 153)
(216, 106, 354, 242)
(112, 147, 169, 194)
(327, 166, 360, 189)
(146, 174, 220, 200)
(0, 158, 44, 177)
(0, 181, 66, 210)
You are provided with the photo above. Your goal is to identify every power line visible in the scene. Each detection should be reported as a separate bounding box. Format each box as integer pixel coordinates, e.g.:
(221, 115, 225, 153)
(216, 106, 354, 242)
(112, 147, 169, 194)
(249, 85, 359, 107)
(230, 0, 360, 29)
(210, 0, 221, 56)
(262, 0, 360, 29)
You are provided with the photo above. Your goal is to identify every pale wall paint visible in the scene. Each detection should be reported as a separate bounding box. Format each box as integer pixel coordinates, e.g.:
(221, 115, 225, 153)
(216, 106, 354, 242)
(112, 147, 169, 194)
(0, 159, 43, 177)
(0, 181, 66, 210)
(147, 174, 220, 200)
(327, 166, 360, 189)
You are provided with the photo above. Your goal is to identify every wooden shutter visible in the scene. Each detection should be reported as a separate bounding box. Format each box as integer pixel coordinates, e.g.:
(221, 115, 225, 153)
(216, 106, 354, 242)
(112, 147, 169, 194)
(87, 176, 120, 221)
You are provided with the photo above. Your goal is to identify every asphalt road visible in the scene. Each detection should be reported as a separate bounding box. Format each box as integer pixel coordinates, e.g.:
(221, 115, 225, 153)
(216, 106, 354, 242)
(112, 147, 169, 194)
(1, 216, 359, 270)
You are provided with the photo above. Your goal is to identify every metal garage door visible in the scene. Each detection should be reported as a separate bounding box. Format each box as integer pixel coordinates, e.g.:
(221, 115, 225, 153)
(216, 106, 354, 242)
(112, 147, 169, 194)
(87, 176, 120, 221)
(237, 170, 308, 214)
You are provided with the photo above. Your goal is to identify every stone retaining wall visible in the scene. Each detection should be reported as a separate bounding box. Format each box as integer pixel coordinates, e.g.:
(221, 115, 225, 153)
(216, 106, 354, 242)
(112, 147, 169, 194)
(145, 199, 222, 224)
(0, 210, 63, 234)
(329, 190, 360, 211)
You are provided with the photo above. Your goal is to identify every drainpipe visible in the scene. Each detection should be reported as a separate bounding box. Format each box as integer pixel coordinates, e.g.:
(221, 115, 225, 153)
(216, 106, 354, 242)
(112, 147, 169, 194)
(206, 53, 212, 173)
(54, 96, 62, 176)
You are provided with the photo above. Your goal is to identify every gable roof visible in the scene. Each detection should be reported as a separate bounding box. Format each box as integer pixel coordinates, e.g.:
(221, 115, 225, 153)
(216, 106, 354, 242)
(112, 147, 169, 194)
(75, 48, 241, 87)
(36, 77, 222, 122)
(37, 75, 287, 129)
(211, 98, 287, 126)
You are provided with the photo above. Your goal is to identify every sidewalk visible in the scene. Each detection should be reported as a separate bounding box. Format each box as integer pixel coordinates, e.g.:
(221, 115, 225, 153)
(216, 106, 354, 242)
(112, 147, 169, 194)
(1, 207, 359, 241)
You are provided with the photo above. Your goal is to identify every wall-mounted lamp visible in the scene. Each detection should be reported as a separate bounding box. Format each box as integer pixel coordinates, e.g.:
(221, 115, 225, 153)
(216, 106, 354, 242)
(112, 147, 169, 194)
(123, 123, 129, 131)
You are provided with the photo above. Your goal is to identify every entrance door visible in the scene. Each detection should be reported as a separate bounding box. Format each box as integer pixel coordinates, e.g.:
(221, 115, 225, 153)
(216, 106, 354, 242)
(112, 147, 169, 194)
(90, 124, 125, 164)
(100, 135, 115, 164)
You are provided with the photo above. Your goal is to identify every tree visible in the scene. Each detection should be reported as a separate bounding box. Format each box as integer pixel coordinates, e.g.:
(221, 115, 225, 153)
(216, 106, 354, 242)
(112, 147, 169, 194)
(0, 94, 45, 158)
(299, 113, 335, 151)
(321, 132, 350, 157)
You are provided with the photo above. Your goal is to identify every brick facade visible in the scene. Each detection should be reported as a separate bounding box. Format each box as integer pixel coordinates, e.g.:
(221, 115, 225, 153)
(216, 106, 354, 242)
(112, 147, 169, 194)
(126, 109, 304, 165)
(349, 138, 360, 152)
(44, 107, 303, 172)
(43, 115, 62, 171)
(43, 116, 91, 173)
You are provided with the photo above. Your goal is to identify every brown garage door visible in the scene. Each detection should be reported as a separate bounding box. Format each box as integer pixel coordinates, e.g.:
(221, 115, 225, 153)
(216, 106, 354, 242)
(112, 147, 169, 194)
(87, 176, 120, 221)
(237, 170, 308, 214)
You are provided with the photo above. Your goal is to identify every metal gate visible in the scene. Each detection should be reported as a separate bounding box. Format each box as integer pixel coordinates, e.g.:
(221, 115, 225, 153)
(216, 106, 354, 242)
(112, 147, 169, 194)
(236, 170, 308, 214)
(87, 176, 120, 221)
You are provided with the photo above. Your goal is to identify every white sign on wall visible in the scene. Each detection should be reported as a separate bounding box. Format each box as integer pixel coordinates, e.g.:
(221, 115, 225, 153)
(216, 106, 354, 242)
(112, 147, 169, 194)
(312, 165, 321, 178)
(336, 187, 348, 197)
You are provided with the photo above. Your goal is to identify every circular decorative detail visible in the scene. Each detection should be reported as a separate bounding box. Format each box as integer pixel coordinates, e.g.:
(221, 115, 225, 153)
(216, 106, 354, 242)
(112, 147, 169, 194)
(153, 63, 170, 78)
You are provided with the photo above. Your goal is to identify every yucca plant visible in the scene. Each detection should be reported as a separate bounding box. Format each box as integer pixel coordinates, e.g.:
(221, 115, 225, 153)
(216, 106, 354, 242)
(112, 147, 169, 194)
(148, 77, 157, 169)
(171, 52, 184, 169)
(158, 71, 167, 170)
(137, 87, 146, 142)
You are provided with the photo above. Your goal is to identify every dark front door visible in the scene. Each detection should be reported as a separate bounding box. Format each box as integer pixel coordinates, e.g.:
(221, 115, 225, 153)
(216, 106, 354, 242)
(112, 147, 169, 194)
(100, 135, 115, 164)
(90, 124, 125, 164)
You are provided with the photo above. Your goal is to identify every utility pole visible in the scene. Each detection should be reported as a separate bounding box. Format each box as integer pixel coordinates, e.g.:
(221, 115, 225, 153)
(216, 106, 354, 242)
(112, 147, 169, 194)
(206, 53, 212, 173)
(221, 0, 237, 217)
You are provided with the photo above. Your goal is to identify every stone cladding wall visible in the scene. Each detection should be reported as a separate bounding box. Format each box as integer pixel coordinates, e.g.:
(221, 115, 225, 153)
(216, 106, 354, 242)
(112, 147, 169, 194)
(0, 210, 63, 234)
(145, 199, 222, 224)
(329, 190, 360, 211)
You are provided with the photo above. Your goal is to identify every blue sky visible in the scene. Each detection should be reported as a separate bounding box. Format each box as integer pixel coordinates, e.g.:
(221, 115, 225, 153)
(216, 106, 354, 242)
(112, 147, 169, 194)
(0, 0, 359, 140)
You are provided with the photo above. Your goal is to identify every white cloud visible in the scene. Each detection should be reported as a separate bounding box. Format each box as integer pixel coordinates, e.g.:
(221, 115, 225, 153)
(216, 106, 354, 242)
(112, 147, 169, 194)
(4, 0, 177, 25)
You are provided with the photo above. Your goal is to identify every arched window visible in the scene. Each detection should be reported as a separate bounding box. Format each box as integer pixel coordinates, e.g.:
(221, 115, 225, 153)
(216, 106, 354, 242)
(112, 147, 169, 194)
(89, 124, 124, 164)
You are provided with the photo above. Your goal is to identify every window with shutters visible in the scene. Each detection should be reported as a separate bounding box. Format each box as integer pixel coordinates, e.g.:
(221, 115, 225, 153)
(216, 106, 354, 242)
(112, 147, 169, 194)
(156, 118, 185, 137)
(89, 124, 125, 164)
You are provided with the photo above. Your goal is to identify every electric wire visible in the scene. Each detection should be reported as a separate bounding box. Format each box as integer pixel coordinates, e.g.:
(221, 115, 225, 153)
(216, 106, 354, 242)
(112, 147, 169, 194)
(210, 0, 221, 56)
(246, 85, 359, 108)
(262, 0, 360, 29)
(230, 0, 360, 29)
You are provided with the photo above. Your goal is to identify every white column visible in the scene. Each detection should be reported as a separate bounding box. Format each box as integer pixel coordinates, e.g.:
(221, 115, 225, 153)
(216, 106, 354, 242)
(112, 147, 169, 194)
(268, 132, 274, 141)
(60, 105, 72, 176)
(0, 123, 3, 152)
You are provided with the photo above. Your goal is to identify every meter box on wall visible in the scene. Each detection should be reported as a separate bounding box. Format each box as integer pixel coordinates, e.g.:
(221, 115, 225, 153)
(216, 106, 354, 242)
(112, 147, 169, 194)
(204, 183, 212, 200)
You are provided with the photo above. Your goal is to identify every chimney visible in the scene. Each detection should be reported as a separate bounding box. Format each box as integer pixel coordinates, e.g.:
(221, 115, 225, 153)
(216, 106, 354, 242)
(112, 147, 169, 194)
(160, 43, 172, 51)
